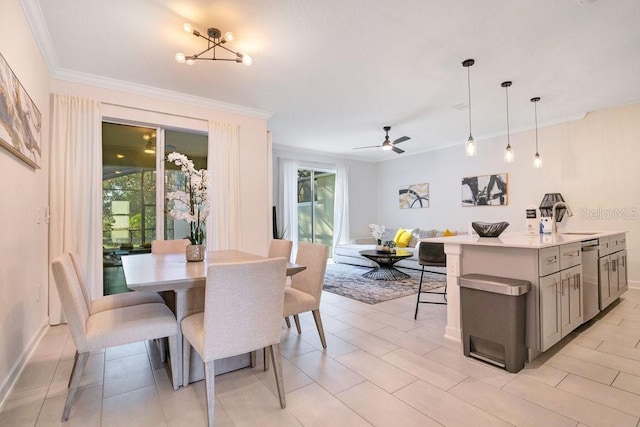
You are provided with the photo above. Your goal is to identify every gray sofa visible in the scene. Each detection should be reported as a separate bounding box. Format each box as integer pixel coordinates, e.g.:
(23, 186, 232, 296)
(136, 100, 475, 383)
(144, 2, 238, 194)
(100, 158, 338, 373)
(333, 228, 460, 273)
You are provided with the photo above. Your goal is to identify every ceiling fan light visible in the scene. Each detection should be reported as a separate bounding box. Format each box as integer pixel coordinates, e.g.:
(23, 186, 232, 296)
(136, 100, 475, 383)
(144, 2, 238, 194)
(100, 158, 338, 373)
(382, 141, 393, 151)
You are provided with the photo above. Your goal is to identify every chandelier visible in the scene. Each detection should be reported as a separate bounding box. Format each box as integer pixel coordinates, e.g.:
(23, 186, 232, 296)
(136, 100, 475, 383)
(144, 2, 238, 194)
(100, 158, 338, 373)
(175, 23, 252, 66)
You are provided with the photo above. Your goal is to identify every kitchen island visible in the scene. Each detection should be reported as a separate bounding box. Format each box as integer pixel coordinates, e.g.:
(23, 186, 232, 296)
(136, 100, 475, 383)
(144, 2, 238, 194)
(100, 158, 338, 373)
(423, 231, 628, 361)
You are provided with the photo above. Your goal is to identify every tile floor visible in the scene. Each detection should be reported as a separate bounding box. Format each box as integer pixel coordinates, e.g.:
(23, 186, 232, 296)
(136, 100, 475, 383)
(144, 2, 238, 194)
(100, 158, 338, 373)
(2, 288, 640, 426)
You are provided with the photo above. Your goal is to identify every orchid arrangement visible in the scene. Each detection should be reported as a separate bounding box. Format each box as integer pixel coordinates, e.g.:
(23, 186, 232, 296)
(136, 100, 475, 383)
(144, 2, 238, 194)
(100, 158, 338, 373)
(166, 152, 210, 245)
(368, 224, 386, 245)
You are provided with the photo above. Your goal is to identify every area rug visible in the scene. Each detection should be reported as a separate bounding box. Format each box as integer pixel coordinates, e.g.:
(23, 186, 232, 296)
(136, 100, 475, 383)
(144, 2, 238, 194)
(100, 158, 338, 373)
(323, 262, 446, 304)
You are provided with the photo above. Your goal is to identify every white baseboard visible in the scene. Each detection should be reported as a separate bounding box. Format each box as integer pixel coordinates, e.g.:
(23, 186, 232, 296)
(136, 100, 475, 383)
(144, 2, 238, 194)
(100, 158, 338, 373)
(0, 320, 49, 411)
(628, 279, 640, 289)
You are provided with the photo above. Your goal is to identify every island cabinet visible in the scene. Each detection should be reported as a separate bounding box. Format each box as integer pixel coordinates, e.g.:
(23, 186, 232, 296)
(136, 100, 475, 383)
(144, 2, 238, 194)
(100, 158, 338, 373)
(539, 243, 583, 351)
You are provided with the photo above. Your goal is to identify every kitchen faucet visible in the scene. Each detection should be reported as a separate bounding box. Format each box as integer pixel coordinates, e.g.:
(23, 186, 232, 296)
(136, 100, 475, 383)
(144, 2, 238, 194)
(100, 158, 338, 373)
(551, 201, 573, 233)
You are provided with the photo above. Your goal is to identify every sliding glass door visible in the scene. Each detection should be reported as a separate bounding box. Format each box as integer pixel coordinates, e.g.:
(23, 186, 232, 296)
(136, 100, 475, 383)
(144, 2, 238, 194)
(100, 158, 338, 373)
(101, 122, 207, 294)
(297, 168, 336, 256)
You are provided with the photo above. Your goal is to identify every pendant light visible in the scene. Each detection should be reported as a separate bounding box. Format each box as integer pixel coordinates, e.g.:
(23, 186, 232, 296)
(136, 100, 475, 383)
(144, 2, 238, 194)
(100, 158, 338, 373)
(502, 81, 514, 162)
(531, 97, 542, 168)
(462, 59, 476, 156)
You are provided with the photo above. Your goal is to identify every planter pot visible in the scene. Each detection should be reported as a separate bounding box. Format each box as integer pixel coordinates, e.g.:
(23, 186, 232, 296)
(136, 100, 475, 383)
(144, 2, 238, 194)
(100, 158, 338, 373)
(186, 244, 205, 262)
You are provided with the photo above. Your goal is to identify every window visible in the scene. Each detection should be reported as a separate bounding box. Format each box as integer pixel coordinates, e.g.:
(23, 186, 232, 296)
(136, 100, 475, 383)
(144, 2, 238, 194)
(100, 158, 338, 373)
(297, 168, 335, 256)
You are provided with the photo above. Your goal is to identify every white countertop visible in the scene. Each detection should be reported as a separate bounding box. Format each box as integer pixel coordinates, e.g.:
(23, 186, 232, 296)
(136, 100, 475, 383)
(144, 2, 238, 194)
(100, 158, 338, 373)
(422, 231, 624, 249)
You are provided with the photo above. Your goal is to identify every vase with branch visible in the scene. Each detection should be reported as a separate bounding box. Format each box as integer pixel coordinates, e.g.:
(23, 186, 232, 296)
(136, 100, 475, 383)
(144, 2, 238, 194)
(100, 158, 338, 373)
(166, 152, 210, 261)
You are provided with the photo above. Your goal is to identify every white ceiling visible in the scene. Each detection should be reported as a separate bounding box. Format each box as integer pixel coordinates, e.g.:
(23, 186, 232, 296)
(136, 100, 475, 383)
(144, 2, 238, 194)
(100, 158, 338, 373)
(25, 0, 640, 161)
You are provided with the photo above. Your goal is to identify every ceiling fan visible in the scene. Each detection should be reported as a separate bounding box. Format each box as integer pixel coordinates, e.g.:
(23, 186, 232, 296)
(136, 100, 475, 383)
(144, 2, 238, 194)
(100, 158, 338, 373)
(353, 126, 410, 154)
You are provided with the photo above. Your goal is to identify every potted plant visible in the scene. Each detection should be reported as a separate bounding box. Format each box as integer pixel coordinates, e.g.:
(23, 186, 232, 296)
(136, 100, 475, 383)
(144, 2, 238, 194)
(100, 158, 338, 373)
(166, 152, 210, 261)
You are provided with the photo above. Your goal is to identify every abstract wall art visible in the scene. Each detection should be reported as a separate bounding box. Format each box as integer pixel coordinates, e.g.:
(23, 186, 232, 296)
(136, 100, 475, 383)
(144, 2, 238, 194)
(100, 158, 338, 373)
(0, 52, 42, 169)
(399, 182, 429, 209)
(461, 173, 508, 206)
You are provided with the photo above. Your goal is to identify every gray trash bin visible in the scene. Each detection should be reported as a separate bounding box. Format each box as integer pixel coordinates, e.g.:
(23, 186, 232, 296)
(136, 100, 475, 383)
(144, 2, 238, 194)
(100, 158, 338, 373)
(459, 273, 530, 373)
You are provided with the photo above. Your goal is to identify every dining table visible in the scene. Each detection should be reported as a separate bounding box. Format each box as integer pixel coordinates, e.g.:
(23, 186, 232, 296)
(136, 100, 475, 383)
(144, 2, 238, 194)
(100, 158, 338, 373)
(121, 250, 305, 388)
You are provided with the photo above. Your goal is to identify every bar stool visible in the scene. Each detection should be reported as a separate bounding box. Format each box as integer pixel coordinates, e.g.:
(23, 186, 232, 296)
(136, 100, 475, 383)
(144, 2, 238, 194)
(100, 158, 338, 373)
(414, 242, 447, 319)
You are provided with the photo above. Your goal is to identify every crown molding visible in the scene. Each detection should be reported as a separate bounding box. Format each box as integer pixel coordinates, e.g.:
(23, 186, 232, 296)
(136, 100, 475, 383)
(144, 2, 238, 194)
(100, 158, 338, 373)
(20, 0, 59, 73)
(53, 68, 273, 119)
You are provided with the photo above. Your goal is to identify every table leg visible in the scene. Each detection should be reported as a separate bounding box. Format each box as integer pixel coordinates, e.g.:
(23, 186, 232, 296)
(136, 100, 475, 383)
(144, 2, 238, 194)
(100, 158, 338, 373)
(362, 265, 410, 280)
(173, 289, 188, 388)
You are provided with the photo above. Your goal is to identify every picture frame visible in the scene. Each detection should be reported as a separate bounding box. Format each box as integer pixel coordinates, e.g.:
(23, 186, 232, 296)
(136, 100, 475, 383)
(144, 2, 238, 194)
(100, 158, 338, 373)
(399, 182, 429, 209)
(0, 52, 42, 169)
(461, 173, 508, 206)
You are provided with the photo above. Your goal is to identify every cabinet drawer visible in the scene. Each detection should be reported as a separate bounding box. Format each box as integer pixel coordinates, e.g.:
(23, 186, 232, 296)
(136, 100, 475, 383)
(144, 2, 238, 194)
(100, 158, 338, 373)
(610, 233, 627, 252)
(599, 237, 611, 256)
(560, 242, 582, 270)
(539, 246, 560, 276)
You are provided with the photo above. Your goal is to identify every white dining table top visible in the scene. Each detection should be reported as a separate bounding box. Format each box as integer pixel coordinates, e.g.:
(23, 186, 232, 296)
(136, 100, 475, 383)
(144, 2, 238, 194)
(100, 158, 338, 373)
(122, 250, 304, 292)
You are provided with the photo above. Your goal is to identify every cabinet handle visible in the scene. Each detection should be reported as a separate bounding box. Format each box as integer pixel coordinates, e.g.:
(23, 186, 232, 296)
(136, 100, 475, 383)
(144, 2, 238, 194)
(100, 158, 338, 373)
(619, 256, 626, 268)
(559, 279, 565, 296)
(546, 256, 558, 264)
(612, 259, 617, 272)
(575, 273, 581, 290)
(565, 250, 580, 258)
(556, 281, 563, 295)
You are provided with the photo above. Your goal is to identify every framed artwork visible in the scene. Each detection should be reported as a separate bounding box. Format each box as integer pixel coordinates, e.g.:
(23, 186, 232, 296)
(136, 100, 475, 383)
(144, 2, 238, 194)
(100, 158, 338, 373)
(462, 173, 508, 206)
(399, 182, 429, 209)
(0, 52, 42, 169)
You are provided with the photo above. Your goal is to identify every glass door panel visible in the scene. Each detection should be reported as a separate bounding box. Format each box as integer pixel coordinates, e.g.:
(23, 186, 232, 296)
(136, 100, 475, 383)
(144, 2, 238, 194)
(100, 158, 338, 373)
(297, 169, 335, 257)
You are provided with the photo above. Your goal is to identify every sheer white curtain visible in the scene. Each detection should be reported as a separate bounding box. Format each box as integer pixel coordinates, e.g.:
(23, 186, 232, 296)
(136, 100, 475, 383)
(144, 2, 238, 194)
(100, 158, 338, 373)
(278, 158, 298, 252)
(332, 163, 350, 253)
(49, 94, 102, 324)
(207, 120, 241, 250)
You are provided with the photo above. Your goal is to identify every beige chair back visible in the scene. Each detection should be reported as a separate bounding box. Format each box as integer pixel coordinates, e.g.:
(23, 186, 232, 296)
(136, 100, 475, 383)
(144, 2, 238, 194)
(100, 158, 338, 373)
(291, 242, 328, 303)
(151, 239, 190, 254)
(202, 258, 287, 361)
(268, 239, 293, 261)
(51, 254, 90, 352)
(69, 252, 92, 309)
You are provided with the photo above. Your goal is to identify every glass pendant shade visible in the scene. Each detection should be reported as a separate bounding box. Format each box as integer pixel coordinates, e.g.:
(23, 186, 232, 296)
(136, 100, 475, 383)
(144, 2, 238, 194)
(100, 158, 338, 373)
(504, 144, 514, 162)
(534, 152, 542, 168)
(465, 136, 476, 157)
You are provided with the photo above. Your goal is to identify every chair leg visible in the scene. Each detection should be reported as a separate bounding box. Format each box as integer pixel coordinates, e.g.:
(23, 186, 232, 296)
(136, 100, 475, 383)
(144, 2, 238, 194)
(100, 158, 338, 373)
(263, 347, 270, 371)
(204, 360, 216, 427)
(293, 314, 302, 334)
(68, 351, 79, 388)
(62, 351, 90, 421)
(168, 335, 179, 391)
(311, 309, 327, 349)
(284, 317, 291, 328)
(182, 336, 192, 388)
(158, 338, 167, 363)
(415, 267, 425, 319)
(270, 344, 286, 409)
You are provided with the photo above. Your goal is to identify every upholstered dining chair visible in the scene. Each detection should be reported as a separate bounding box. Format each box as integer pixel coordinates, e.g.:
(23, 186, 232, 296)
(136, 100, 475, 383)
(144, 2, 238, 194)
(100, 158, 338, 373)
(69, 252, 164, 314)
(414, 242, 447, 319)
(181, 258, 288, 427)
(268, 239, 293, 260)
(52, 254, 179, 422)
(283, 242, 329, 348)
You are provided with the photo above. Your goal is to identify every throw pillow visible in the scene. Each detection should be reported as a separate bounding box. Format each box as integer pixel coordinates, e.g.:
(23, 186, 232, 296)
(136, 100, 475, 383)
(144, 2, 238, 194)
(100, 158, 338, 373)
(396, 229, 413, 248)
(393, 228, 405, 245)
(442, 229, 454, 237)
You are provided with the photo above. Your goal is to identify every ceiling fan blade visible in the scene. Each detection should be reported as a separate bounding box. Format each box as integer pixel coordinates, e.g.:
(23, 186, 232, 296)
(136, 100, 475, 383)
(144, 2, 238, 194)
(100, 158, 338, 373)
(392, 146, 405, 154)
(352, 145, 380, 150)
(393, 136, 411, 145)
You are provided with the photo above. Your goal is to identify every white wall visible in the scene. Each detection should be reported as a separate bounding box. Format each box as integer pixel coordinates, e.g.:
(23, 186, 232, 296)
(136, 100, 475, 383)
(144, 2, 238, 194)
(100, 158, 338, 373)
(271, 146, 378, 240)
(0, 0, 51, 406)
(376, 103, 640, 284)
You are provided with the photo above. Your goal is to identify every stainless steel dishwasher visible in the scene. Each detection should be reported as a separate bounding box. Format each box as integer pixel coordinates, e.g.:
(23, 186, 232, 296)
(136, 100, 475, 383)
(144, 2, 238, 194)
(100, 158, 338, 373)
(581, 239, 600, 322)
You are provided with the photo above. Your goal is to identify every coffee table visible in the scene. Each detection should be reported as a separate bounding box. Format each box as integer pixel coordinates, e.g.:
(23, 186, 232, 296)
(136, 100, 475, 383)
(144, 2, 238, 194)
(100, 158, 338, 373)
(359, 249, 413, 280)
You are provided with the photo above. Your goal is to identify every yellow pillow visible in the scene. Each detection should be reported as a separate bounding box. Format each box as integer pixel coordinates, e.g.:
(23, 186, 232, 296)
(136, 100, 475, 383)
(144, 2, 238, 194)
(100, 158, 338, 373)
(393, 228, 405, 244)
(442, 229, 454, 237)
(396, 230, 413, 247)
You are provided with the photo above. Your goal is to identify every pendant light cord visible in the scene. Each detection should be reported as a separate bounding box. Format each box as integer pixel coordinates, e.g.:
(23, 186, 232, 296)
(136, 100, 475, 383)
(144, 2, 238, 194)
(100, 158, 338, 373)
(534, 101, 539, 152)
(467, 66, 472, 137)
(505, 85, 510, 145)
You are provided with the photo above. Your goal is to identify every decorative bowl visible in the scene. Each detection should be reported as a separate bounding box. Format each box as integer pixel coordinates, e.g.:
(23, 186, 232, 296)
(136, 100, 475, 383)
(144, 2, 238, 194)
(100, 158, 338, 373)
(472, 221, 509, 237)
